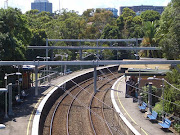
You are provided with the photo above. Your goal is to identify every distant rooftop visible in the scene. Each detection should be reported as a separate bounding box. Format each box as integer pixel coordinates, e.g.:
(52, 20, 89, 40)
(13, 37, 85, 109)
(119, 5, 165, 15)
(34, 0, 49, 3)
(31, 0, 52, 13)
(118, 58, 171, 73)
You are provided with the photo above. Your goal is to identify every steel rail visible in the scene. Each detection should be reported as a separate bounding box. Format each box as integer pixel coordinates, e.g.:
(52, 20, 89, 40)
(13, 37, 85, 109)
(66, 79, 94, 135)
(67, 73, 111, 135)
(49, 78, 93, 135)
(102, 85, 114, 135)
(89, 94, 97, 135)
(70, 72, 125, 134)
(89, 73, 121, 135)
(49, 88, 68, 135)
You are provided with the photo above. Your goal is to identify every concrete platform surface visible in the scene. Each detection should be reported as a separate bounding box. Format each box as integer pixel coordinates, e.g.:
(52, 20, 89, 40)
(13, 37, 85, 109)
(0, 66, 116, 135)
(113, 76, 175, 135)
(0, 68, 97, 135)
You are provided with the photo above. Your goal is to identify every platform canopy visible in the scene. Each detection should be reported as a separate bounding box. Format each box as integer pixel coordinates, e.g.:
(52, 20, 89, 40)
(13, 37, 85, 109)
(124, 68, 169, 76)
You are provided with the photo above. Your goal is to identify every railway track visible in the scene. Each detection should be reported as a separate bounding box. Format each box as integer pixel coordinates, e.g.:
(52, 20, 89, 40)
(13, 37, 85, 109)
(43, 71, 124, 135)
(90, 72, 123, 135)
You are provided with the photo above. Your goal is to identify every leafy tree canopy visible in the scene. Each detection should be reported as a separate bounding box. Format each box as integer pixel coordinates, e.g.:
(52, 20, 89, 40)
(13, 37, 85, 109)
(0, 7, 31, 60)
(140, 10, 160, 22)
(158, 0, 180, 59)
(121, 8, 136, 20)
(101, 24, 121, 39)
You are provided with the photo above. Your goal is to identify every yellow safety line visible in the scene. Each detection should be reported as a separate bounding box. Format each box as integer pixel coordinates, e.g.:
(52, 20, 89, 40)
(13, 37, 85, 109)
(26, 86, 55, 135)
(141, 127, 148, 135)
(116, 81, 137, 125)
(26, 96, 43, 135)
(116, 80, 148, 135)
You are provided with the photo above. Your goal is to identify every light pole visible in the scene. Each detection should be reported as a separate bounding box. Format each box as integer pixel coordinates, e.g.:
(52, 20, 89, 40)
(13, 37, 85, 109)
(4, 72, 22, 118)
(162, 78, 165, 121)
(147, 77, 165, 120)
(36, 56, 50, 82)
(147, 82, 152, 114)
(55, 53, 68, 75)
(4, 72, 22, 95)
(64, 54, 68, 75)
(0, 88, 8, 119)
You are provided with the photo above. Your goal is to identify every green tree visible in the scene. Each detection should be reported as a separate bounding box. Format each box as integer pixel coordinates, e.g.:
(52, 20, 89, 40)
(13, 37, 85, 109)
(164, 67, 180, 115)
(142, 85, 158, 106)
(0, 8, 31, 60)
(25, 9, 53, 29)
(140, 10, 160, 22)
(121, 8, 136, 19)
(0, 7, 32, 88)
(116, 16, 124, 31)
(92, 9, 114, 38)
(26, 29, 47, 60)
(82, 8, 94, 22)
(140, 21, 159, 57)
(118, 8, 136, 38)
(157, 0, 180, 59)
(130, 16, 143, 38)
(101, 24, 121, 39)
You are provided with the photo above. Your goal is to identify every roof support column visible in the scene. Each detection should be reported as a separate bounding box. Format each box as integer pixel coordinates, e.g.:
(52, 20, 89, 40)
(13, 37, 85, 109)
(80, 49, 82, 70)
(8, 83, 13, 115)
(35, 65, 38, 96)
(94, 65, 97, 93)
(46, 39, 49, 82)
(147, 82, 152, 114)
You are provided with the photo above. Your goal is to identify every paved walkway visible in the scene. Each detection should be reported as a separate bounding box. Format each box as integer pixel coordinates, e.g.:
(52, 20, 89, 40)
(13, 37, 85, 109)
(113, 76, 175, 135)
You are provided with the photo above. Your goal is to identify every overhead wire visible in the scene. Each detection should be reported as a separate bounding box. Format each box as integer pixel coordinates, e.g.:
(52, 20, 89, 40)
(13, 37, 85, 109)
(50, 63, 180, 123)
(91, 66, 180, 121)
(50, 83, 124, 135)
(104, 69, 180, 121)
(164, 79, 180, 92)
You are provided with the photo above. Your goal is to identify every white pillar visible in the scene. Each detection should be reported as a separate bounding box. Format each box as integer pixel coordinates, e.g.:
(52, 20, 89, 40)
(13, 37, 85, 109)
(35, 65, 38, 96)
(8, 83, 13, 115)
(148, 82, 152, 114)
(94, 65, 97, 93)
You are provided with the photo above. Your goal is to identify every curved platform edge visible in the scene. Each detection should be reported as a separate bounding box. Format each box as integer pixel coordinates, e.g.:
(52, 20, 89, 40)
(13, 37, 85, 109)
(111, 75, 141, 135)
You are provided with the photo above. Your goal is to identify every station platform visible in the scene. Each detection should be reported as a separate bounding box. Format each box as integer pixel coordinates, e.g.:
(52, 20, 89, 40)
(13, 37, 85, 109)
(0, 68, 96, 135)
(112, 76, 175, 135)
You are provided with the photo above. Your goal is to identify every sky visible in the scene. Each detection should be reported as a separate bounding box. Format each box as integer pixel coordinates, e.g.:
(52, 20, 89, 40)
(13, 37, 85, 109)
(0, 0, 171, 14)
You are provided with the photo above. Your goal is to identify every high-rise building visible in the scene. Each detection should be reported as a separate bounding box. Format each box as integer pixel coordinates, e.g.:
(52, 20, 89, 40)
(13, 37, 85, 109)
(31, 0, 52, 13)
(119, 5, 165, 15)
(105, 8, 118, 18)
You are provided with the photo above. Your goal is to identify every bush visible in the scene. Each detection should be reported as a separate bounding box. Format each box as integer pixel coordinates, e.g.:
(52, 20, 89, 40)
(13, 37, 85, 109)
(153, 102, 163, 119)
(141, 85, 159, 106)
(173, 122, 180, 133)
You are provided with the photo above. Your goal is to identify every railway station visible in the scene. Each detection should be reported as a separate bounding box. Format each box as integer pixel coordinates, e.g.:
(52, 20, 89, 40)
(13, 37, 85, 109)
(0, 39, 179, 135)
(1, 0, 180, 134)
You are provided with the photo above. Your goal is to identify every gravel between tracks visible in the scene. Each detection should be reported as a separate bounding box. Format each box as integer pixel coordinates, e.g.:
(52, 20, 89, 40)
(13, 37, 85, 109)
(43, 72, 124, 135)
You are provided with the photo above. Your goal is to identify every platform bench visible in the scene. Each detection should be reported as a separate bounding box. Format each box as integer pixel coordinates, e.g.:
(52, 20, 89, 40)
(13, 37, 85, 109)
(138, 102, 147, 111)
(158, 118, 171, 128)
(21, 90, 29, 98)
(15, 95, 23, 104)
(147, 111, 158, 120)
